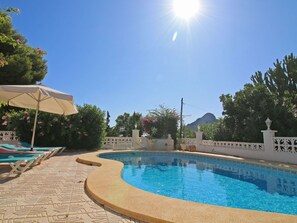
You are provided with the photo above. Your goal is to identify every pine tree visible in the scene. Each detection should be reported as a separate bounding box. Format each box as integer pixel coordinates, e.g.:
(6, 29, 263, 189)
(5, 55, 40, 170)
(0, 8, 47, 84)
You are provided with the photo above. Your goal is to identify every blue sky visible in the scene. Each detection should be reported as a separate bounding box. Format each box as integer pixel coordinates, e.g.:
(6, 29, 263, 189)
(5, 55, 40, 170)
(1, 0, 297, 126)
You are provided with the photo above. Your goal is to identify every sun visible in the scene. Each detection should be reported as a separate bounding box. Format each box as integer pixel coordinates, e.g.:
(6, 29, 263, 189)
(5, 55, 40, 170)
(173, 0, 200, 20)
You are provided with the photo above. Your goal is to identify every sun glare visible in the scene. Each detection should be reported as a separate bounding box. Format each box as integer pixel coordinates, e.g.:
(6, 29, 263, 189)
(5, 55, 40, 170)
(173, 0, 200, 20)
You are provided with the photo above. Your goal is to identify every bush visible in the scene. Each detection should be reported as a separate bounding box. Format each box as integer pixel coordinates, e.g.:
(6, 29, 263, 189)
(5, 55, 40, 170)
(5, 104, 106, 149)
(66, 104, 106, 149)
(200, 119, 233, 141)
(142, 105, 179, 144)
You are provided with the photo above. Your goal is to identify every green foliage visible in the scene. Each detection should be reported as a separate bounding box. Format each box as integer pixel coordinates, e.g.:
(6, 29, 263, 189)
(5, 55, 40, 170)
(200, 123, 215, 140)
(251, 54, 297, 97)
(0, 9, 47, 83)
(105, 111, 112, 135)
(1, 7, 20, 14)
(143, 105, 179, 144)
(199, 119, 232, 141)
(5, 104, 106, 149)
(108, 112, 143, 137)
(218, 54, 297, 142)
(66, 104, 106, 149)
(219, 84, 274, 142)
(251, 53, 297, 117)
(182, 126, 195, 138)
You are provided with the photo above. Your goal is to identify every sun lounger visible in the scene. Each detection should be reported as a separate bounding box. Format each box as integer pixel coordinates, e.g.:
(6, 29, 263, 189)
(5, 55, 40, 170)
(0, 153, 43, 178)
(0, 153, 45, 166)
(20, 142, 66, 154)
(0, 147, 51, 160)
(0, 144, 62, 157)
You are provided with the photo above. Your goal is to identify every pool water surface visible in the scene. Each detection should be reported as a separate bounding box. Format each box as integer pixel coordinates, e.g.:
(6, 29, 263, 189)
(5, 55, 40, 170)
(100, 152, 297, 215)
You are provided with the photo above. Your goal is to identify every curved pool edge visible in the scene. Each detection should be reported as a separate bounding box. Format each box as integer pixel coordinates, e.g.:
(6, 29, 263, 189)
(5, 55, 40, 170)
(77, 150, 297, 223)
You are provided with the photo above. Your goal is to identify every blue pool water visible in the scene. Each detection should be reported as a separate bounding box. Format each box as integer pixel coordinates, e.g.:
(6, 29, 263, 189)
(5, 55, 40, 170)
(100, 152, 297, 215)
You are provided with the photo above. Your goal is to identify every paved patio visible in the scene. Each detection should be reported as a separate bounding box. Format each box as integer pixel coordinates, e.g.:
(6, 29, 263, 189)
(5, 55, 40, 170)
(0, 152, 142, 223)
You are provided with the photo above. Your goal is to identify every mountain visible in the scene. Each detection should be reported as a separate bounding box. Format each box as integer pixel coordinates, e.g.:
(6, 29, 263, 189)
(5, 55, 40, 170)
(186, 113, 217, 130)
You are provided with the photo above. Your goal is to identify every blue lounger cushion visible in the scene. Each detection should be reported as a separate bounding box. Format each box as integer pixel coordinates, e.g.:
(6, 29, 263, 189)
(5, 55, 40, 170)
(0, 153, 45, 177)
(0, 144, 57, 152)
(20, 142, 65, 150)
(0, 153, 40, 163)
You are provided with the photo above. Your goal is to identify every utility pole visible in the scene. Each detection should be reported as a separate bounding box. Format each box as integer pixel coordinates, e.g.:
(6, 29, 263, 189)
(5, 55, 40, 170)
(179, 97, 183, 142)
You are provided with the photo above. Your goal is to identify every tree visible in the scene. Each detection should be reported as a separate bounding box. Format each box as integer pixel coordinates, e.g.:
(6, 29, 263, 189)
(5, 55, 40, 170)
(114, 113, 130, 136)
(6, 104, 106, 149)
(182, 126, 195, 138)
(251, 53, 297, 117)
(218, 54, 297, 142)
(142, 105, 179, 144)
(130, 112, 143, 132)
(105, 111, 112, 135)
(111, 112, 143, 137)
(0, 8, 47, 84)
(67, 104, 106, 149)
(220, 84, 275, 142)
(200, 121, 218, 140)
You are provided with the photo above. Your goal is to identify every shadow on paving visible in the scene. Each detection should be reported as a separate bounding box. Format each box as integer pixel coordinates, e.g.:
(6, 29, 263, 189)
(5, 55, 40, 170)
(0, 152, 144, 223)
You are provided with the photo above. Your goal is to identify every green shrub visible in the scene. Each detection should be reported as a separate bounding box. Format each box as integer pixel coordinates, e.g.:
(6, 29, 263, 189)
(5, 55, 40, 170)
(142, 105, 179, 144)
(6, 104, 106, 149)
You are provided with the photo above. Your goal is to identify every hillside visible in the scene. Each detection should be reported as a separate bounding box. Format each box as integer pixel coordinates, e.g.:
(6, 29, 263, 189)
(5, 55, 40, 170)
(186, 113, 217, 130)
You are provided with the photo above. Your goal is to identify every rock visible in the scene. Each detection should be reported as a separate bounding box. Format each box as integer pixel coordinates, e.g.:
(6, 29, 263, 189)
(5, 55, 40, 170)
(186, 113, 217, 130)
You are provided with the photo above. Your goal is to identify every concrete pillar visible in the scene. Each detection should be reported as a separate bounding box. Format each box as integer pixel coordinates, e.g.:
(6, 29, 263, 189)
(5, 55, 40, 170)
(132, 129, 140, 149)
(195, 126, 203, 147)
(261, 118, 277, 160)
(166, 134, 174, 151)
(262, 130, 277, 150)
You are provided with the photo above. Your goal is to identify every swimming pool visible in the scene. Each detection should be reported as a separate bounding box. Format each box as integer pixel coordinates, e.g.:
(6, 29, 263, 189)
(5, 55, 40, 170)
(100, 152, 297, 215)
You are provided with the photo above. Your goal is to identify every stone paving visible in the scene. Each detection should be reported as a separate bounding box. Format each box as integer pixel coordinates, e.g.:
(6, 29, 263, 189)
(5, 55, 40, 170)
(0, 152, 143, 223)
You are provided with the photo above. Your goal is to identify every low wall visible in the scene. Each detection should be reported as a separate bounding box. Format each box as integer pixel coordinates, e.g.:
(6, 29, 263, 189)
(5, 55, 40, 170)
(198, 138, 297, 165)
(141, 137, 174, 151)
(271, 137, 297, 164)
(0, 131, 19, 146)
(183, 138, 197, 150)
(0, 131, 18, 141)
(102, 137, 132, 150)
(103, 136, 174, 151)
(198, 141, 266, 161)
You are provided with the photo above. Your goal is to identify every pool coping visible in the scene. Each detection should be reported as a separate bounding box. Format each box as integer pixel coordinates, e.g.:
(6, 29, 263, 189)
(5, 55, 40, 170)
(77, 150, 297, 223)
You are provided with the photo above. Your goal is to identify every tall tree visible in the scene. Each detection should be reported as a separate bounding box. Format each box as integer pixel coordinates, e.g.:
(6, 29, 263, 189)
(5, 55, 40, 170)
(251, 54, 297, 136)
(105, 111, 112, 135)
(251, 54, 297, 97)
(111, 112, 142, 137)
(114, 112, 131, 137)
(219, 84, 276, 142)
(218, 54, 297, 142)
(182, 126, 195, 138)
(143, 105, 179, 144)
(0, 8, 47, 84)
(251, 53, 297, 117)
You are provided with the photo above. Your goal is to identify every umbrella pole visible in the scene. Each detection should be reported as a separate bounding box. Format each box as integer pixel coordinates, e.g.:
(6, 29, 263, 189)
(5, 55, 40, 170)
(30, 93, 41, 151)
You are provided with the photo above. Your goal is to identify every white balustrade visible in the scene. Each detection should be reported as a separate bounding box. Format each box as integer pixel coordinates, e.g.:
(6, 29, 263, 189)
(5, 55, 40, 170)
(0, 131, 18, 141)
(273, 137, 297, 153)
(103, 137, 133, 149)
(202, 140, 214, 146)
(202, 140, 264, 151)
(183, 138, 197, 146)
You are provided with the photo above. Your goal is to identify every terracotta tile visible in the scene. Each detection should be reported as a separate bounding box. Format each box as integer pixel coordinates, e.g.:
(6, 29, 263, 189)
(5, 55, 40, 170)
(0, 153, 140, 223)
(1, 216, 49, 223)
(48, 213, 108, 223)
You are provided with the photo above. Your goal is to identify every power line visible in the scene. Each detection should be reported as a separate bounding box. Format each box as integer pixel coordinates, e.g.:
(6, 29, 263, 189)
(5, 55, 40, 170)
(183, 102, 205, 111)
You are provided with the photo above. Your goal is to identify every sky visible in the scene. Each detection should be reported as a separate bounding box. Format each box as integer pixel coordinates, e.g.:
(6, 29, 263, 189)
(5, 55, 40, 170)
(1, 0, 297, 126)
